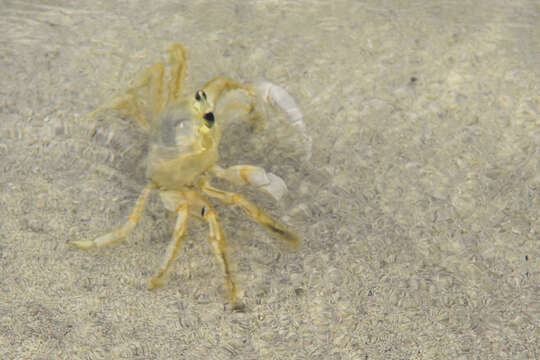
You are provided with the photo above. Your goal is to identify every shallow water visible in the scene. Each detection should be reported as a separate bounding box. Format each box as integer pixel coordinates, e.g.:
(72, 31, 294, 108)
(1, 1, 539, 359)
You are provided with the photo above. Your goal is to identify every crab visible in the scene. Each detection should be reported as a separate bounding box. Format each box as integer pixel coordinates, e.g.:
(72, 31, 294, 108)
(72, 43, 306, 308)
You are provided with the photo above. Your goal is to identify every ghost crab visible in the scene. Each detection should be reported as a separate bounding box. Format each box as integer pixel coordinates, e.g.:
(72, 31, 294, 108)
(72, 43, 307, 308)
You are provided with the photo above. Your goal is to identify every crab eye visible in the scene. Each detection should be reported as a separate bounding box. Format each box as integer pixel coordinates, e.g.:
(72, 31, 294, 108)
(203, 112, 215, 128)
(195, 90, 207, 101)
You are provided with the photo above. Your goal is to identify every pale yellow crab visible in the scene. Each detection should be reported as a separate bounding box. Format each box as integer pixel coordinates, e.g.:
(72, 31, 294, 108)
(72, 43, 303, 308)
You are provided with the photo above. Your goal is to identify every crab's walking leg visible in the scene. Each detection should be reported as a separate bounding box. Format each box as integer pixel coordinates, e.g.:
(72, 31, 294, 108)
(200, 201, 239, 308)
(89, 88, 151, 131)
(148, 204, 189, 289)
(137, 62, 165, 119)
(211, 165, 288, 201)
(71, 183, 155, 250)
(198, 179, 300, 250)
(89, 62, 165, 130)
(166, 43, 187, 105)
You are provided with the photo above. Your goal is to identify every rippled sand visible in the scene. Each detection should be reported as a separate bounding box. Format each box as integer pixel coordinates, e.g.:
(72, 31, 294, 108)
(1, 1, 539, 358)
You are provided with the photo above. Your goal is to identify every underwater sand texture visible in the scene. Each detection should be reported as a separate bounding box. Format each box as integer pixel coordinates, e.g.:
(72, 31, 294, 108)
(1, 1, 539, 359)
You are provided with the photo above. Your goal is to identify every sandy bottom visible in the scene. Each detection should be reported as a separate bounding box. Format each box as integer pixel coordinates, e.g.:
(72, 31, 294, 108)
(1, 1, 539, 359)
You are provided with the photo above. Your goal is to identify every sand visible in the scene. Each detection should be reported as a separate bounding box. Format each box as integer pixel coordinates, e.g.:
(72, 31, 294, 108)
(1, 1, 539, 359)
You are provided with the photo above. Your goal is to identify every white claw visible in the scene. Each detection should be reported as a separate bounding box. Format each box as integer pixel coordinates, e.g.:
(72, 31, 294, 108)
(254, 81, 312, 160)
(210, 165, 288, 201)
(71, 240, 96, 250)
(236, 167, 287, 201)
(261, 173, 288, 201)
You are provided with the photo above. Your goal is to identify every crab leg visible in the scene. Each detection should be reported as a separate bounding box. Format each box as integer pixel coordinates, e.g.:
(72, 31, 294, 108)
(148, 204, 189, 289)
(135, 62, 166, 119)
(89, 61, 166, 130)
(166, 42, 187, 106)
(198, 178, 300, 250)
(71, 182, 155, 249)
(200, 200, 239, 308)
(89, 88, 151, 131)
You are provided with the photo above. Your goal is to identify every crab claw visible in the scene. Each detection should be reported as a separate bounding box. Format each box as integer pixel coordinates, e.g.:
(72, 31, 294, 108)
(253, 81, 312, 161)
